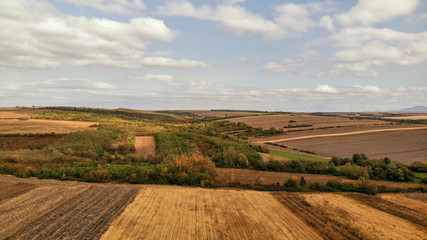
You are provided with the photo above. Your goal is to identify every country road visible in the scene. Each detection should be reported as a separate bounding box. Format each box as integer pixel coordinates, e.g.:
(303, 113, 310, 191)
(255, 127, 427, 144)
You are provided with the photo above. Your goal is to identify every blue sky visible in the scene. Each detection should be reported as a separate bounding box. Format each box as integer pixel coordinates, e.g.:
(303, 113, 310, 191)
(1, 0, 426, 111)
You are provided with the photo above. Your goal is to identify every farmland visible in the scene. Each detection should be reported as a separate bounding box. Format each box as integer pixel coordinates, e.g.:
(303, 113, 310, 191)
(0, 119, 96, 134)
(1, 175, 426, 240)
(134, 136, 156, 157)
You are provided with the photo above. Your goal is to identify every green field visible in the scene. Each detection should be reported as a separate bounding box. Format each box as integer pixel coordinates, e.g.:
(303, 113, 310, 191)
(414, 172, 427, 183)
(269, 150, 330, 163)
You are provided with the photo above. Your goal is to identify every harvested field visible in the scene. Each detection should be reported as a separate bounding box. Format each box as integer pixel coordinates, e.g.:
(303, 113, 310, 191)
(101, 185, 321, 240)
(0, 119, 96, 134)
(0, 108, 47, 119)
(263, 128, 427, 164)
(0, 178, 139, 240)
(0, 182, 36, 202)
(134, 136, 156, 157)
(273, 193, 364, 240)
(378, 193, 427, 212)
(302, 193, 427, 240)
(345, 193, 427, 227)
(216, 168, 426, 189)
(228, 114, 390, 130)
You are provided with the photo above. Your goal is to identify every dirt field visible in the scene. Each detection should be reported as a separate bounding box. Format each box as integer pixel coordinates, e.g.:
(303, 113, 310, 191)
(0, 119, 96, 134)
(0, 177, 139, 240)
(134, 136, 156, 157)
(263, 128, 427, 163)
(1, 175, 426, 240)
(302, 193, 427, 240)
(101, 185, 321, 240)
(228, 114, 391, 130)
(216, 168, 425, 189)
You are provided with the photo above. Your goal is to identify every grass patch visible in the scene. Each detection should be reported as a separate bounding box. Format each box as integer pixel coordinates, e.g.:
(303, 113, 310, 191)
(269, 150, 329, 163)
(414, 172, 427, 183)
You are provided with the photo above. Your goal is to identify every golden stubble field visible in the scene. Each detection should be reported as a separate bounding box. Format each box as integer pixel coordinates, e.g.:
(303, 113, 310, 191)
(1, 176, 425, 240)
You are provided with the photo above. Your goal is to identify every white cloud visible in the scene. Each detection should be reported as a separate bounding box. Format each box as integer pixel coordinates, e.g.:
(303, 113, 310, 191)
(0, 0, 207, 69)
(314, 84, 338, 93)
(34, 78, 115, 90)
(328, 27, 427, 77)
(237, 57, 248, 63)
(157, 1, 332, 40)
(127, 74, 175, 85)
(262, 62, 287, 74)
(153, 50, 173, 57)
(157, 1, 283, 39)
(140, 57, 209, 68)
(354, 85, 382, 93)
(274, 3, 316, 35)
(319, 15, 335, 32)
(336, 0, 420, 26)
(59, 0, 146, 16)
(262, 51, 319, 75)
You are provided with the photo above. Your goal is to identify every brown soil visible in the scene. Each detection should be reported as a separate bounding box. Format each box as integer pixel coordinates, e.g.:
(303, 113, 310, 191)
(101, 185, 321, 240)
(258, 128, 427, 164)
(345, 193, 427, 227)
(179, 110, 265, 117)
(272, 193, 364, 240)
(4, 186, 139, 240)
(0, 108, 47, 119)
(302, 193, 427, 240)
(134, 136, 156, 157)
(216, 168, 425, 189)
(0, 182, 37, 203)
(0, 119, 97, 134)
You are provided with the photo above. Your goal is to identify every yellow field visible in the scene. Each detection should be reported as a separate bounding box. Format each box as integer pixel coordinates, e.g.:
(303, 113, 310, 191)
(378, 193, 427, 213)
(302, 193, 427, 240)
(101, 185, 321, 240)
(0, 119, 96, 134)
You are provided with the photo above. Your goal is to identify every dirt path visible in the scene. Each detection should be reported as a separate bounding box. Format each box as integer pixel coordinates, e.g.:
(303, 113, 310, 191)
(134, 136, 156, 157)
(256, 127, 427, 143)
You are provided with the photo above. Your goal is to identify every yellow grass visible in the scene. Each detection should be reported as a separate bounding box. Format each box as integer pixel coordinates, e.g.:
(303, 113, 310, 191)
(379, 193, 427, 213)
(302, 193, 427, 240)
(0, 119, 96, 134)
(134, 136, 156, 157)
(101, 185, 321, 240)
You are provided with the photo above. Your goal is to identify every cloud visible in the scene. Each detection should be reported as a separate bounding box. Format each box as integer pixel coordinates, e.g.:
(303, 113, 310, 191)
(237, 57, 248, 64)
(262, 62, 287, 74)
(33, 78, 115, 90)
(127, 74, 176, 85)
(328, 27, 427, 77)
(314, 84, 338, 93)
(274, 3, 316, 35)
(140, 57, 209, 68)
(59, 0, 146, 16)
(262, 51, 319, 75)
(157, 1, 332, 40)
(354, 85, 382, 93)
(319, 15, 335, 32)
(0, 0, 207, 69)
(336, 0, 420, 26)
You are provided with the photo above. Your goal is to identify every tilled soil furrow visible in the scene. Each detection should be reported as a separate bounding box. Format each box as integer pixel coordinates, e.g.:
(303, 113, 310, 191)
(5, 186, 139, 240)
(345, 193, 427, 227)
(0, 182, 37, 203)
(272, 193, 364, 240)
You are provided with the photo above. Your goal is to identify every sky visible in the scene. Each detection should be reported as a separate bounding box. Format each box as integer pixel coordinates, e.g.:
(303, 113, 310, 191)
(0, 0, 426, 111)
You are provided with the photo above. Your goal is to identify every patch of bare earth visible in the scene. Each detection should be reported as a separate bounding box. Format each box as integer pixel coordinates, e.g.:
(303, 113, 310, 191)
(101, 185, 321, 240)
(303, 193, 427, 240)
(134, 136, 156, 157)
(378, 193, 427, 213)
(0, 182, 37, 203)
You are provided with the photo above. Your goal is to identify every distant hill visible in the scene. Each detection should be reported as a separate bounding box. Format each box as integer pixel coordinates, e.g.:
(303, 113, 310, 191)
(398, 106, 427, 112)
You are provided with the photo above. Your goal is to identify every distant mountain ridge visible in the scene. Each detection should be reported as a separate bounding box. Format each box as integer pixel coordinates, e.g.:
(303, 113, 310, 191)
(398, 106, 427, 112)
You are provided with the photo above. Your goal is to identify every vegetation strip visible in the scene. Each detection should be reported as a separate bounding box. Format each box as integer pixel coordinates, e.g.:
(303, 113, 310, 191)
(256, 127, 427, 143)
